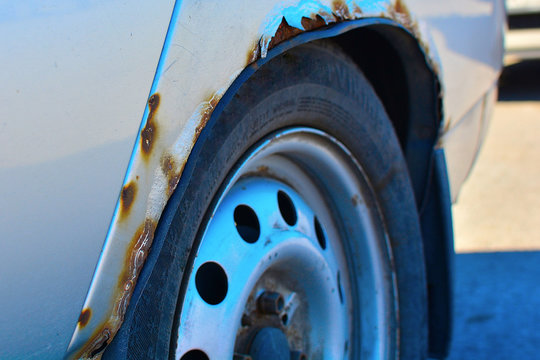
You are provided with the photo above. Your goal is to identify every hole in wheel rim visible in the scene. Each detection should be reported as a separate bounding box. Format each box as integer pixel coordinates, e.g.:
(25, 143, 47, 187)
(278, 190, 297, 226)
(180, 349, 210, 360)
(314, 216, 327, 250)
(195, 262, 228, 305)
(234, 205, 260, 243)
(337, 271, 344, 304)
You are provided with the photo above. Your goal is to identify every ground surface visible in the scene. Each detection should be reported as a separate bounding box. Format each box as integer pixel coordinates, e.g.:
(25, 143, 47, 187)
(447, 59, 540, 359)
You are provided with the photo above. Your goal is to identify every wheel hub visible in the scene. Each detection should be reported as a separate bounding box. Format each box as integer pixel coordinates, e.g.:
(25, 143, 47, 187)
(176, 128, 396, 359)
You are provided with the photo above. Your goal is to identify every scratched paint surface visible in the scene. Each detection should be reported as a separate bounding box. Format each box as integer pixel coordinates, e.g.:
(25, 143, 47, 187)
(66, 0, 502, 358)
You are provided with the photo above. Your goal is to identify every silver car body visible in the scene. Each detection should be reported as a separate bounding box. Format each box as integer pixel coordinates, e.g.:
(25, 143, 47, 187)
(0, 0, 504, 358)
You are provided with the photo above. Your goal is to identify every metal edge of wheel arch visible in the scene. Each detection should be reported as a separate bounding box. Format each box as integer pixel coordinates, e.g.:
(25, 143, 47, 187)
(105, 19, 441, 360)
(73, 16, 443, 360)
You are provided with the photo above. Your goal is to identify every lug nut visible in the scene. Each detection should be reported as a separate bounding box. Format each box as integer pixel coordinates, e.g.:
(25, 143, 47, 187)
(290, 350, 307, 360)
(257, 291, 284, 314)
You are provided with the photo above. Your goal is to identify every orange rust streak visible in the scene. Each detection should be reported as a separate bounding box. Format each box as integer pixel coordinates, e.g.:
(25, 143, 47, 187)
(140, 93, 160, 157)
(78, 308, 92, 328)
(77, 219, 157, 359)
(246, 41, 261, 66)
(194, 92, 221, 138)
(119, 181, 137, 221)
(394, 0, 410, 16)
(161, 153, 184, 197)
(117, 218, 157, 303)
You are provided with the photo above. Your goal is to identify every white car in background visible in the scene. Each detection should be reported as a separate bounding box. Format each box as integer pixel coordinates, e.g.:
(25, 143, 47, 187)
(506, 0, 540, 61)
(507, 0, 540, 13)
(0, 1, 504, 359)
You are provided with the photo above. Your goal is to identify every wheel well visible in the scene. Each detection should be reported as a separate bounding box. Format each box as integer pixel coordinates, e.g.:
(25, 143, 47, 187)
(332, 25, 450, 358)
(334, 27, 410, 150)
(104, 20, 451, 360)
(332, 25, 442, 208)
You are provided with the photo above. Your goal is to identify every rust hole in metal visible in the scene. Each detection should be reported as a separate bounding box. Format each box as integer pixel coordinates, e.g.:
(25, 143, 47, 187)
(78, 308, 92, 328)
(141, 93, 160, 157)
(120, 181, 137, 220)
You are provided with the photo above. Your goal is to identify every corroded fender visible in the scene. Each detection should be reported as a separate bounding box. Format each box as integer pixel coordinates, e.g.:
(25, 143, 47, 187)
(66, 0, 503, 358)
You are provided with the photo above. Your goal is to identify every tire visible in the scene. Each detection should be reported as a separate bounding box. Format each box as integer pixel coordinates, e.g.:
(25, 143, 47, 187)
(107, 40, 427, 359)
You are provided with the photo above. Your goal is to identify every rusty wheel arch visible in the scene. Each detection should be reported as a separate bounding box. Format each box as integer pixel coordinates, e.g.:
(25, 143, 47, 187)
(101, 18, 450, 360)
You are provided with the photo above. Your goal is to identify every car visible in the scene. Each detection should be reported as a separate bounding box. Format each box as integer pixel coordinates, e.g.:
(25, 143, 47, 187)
(505, 0, 540, 62)
(507, 0, 540, 14)
(0, 1, 505, 359)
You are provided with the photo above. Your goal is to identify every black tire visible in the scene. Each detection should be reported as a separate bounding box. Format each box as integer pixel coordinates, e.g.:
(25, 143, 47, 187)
(106, 40, 427, 359)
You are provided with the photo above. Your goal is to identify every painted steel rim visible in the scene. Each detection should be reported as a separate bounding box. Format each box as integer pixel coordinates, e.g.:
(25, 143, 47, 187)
(176, 128, 397, 359)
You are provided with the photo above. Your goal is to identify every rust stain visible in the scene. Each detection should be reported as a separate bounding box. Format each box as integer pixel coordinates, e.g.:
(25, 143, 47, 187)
(140, 93, 160, 158)
(262, 4, 356, 56)
(75, 324, 110, 359)
(332, 0, 351, 20)
(268, 17, 304, 51)
(247, 40, 261, 66)
(77, 218, 157, 359)
(194, 93, 221, 139)
(386, 0, 437, 73)
(76, 93, 224, 359)
(393, 0, 409, 16)
(78, 308, 92, 328)
(352, 3, 363, 16)
(301, 15, 327, 32)
(119, 181, 137, 220)
(161, 153, 184, 197)
(116, 218, 157, 310)
(388, 0, 421, 47)
(388, 0, 414, 30)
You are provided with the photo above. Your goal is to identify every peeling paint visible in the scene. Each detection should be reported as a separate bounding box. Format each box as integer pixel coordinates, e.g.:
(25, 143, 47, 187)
(257, 0, 390, 58)
(252, 0, 440, 80)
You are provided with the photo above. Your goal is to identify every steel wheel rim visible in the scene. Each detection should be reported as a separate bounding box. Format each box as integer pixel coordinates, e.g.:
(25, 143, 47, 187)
(176, 127, 397, 359)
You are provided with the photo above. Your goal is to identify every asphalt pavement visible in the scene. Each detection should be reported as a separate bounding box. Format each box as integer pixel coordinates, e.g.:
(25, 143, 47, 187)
(447, 59, 540, 359)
